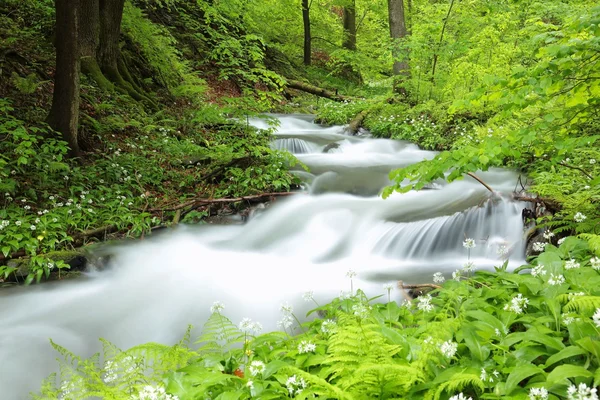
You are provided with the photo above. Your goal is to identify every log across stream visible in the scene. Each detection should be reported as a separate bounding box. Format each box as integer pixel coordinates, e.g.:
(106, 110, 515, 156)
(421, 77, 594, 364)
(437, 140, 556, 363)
(0, 114, 528, 398)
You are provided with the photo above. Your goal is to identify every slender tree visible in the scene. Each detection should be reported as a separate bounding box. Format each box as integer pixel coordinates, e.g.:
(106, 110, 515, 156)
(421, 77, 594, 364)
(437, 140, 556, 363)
(47, 0, 81, 158)
(342, 0, 357, 51)
(388, 0, 409, 94)
(302, 0, 311, 65)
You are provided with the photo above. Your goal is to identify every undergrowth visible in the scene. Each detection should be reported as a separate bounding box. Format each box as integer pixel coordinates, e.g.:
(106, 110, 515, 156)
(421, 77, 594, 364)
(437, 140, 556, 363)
(36, 236, 600, 399)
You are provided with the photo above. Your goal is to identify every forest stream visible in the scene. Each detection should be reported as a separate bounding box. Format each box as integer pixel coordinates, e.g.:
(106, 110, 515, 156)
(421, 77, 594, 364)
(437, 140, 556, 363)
(0, 115, 528, 399)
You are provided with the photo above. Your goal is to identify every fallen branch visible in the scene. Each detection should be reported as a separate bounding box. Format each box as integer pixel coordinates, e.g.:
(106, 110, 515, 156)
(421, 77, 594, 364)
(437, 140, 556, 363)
(398, 282, 442, 290)
(149, 192, 304, 212)
(512, 194, 562, 213)
(286, 79, 350, 102)
(345, 109, 369, 134)
(466, 172, 495, 194)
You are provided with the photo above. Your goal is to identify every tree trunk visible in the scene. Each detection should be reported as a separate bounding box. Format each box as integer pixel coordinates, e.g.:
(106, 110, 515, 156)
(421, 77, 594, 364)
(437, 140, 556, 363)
(98, 0, 125, 79)
(387, 0, 409, 94)
(342, 1, 357, 51)
(48, 0, 81, 159)
(79, 0, 112, 90)
(302, 0, 311, 66)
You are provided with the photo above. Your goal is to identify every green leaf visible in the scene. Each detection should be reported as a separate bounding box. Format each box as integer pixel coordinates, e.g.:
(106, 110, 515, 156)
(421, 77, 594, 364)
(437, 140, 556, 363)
(505, 364, 545, 395)
(545, 346, 586, 368)
(546, 364, 593, 386)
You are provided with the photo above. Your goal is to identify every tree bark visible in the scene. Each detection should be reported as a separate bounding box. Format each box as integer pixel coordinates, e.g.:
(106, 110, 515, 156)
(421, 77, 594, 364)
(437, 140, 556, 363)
(98, 0, 125, 79)
(79, 0, 112, 90)
(342, 1, 357, 51)
(47, 0, 81, 159)
(302, 0, 311, 65)
(387, 0, 409, 94)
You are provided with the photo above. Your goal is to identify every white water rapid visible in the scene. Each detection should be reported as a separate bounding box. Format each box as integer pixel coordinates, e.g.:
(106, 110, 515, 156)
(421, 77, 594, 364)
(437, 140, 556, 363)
(0, 114, 526, 399)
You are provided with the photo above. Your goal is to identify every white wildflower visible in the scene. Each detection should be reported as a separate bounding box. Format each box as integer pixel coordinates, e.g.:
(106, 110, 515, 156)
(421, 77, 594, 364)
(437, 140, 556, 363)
(346, 269, 357, 278)
(239, 318, 262, 334)
(590, 159, 597, 165)
(497, 245, 509, 256)
(285, 375, 307, 396)
(302, 291, 314, 302)
(558, 237, 567, 245)
(543, 230, 555, 240)
(433, 272, 445, 283)
(30, 225, 36, 231)
(298, 340, 316, 354)
(593, 308, 600, 328)
(480, 368, 487, 382)
(452, 269, 462, 281)
(280, 302, 293, 314)
(383, 282, 395, 292)
(503, 293, 529, 314)
(138, 385, 179, 400)
(567, 383, 598, 400)
(352, 303, 372, 319)
(417, 294, 434, 312)
(210, 301, 225, 314)
(574, 212, 587, 223)
(590, 257, 600, 270)
(277, 315, 294, 330)
(463, 238, 476, 249)
(439, 340, 458, 358)
(548, 273, 565, 286)
(462, 261, 474, 272)
(321, 319, 337, 334)
(565, 259, 581, 269)
(531, 265, 547, 277)
(248, 360, 265, 376)
(533, 242, 546, 252)
(246, 380, 254, 389)
(529, 387, 549, 400)
(15, 220, 22, 226)
(449, 394, 472, 400)
(563, 315, 575, 325)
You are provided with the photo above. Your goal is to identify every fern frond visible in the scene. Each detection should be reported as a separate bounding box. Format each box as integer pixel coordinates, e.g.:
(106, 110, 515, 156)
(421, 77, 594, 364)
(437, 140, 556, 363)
(279, 365, 352, 400)
(196, 312, 243, 355)
(427, 372, 484, 400)
(579, 234, 600, 256)
(342, 363, 424, 396)
(563, 296, 600, 313)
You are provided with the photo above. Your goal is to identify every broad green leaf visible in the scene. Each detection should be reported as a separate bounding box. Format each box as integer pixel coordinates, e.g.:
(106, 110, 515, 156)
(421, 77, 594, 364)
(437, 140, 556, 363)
(546, 364, 593, 386)
(545, 346, 586, 368)
(505, 364, 545, 395)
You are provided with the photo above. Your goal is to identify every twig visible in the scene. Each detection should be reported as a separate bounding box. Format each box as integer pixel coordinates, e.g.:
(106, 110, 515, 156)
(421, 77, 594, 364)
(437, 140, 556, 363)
(558, 161, 593, 180)
(466, 172, 495, 194)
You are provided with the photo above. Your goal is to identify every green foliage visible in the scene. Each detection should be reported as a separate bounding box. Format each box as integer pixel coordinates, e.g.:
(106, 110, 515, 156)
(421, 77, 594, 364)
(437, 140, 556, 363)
(36, 240, 600, 399)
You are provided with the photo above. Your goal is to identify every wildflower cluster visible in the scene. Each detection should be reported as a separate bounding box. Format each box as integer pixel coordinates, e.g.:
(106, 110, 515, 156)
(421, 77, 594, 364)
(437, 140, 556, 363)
(285, 375, 307, 397)
(137, 385, 179, 400)
(503, 293, 529, 314)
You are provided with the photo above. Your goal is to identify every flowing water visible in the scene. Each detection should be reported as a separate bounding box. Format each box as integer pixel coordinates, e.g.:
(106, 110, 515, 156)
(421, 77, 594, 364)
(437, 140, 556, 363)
(0, 114, 526, 399)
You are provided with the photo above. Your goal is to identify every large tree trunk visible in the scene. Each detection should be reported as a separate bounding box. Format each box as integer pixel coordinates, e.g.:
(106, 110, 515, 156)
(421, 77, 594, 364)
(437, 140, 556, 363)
(79, 0, 112, 90)
(302, 0, 311, 66)
(48, 0, 81, 159)
(388, 0, 409, 94)
(342, 1, 357, 51)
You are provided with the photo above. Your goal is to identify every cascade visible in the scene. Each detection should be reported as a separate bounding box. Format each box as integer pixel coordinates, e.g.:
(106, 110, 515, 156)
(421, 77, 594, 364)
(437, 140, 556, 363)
(0, 115, 526, 399)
